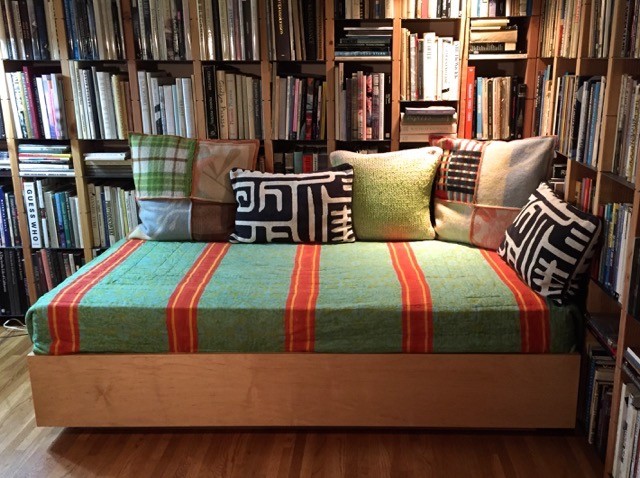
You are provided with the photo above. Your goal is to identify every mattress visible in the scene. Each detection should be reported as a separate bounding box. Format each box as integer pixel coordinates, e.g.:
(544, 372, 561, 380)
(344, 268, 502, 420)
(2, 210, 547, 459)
(26, 239, 581, 355)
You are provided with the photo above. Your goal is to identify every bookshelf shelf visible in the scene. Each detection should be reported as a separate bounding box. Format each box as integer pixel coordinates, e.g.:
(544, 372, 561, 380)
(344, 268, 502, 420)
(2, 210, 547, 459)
(468, 53, 528, 60)
(601, 172, 636, 191)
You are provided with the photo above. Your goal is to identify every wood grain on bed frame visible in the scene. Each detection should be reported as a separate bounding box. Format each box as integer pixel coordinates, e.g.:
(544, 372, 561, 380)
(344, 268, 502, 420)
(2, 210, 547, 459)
(28, 353, 580, 428)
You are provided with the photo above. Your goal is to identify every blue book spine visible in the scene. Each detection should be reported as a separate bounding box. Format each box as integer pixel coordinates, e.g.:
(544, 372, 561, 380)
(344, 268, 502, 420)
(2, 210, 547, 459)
(586, 81, 601, 167)
(53, 192, 67, 248)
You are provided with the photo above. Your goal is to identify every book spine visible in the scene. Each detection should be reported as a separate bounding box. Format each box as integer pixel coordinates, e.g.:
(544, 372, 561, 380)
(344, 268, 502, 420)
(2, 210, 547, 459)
(23, 181, 41, 247)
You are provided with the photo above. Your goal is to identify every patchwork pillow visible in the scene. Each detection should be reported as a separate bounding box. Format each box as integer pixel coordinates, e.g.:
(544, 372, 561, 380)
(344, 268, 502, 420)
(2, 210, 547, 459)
(229, 164, 355, 243)
(129, 134, 259, 241)
(329, 147, 442, 241)
(498, 182, 601, 303)
(435, 136, 555, 250)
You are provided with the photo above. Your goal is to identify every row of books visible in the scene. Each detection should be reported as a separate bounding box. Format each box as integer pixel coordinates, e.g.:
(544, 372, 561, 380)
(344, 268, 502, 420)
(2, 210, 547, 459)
(335, 0, 394, 19)
(469, 0, 531, 17)
(32, 249, 85, 296)
(18, 143, 73, 177)
(271, 75, 326, 141)
(83, 151, 132, 178)
(466, 71, 526, 141)
(0, 151, 8, 170)
(87, 183, 138, 249)
(336, 25, 391, 61)
(539, 0, 581, 58)
(553, 75, 606, 168)
(69, 63, 132, 141)
(583, 344, 614, 460)
(131, 0, 191, 60)
(0, 249, 28, 316)
(266, 0, 324, 61)
(400, 30, 460, 101)
(5, 70, 68, 140)
(613, 348, 640, 477)
(597, 202, 633, 301)
(0, 0, 57, 60)
(202, 66, 263, 140)
(335, 67, 391, 141)
(402, 0, 462, 18)
(0, 185, 20, 247)
(587, 0, 615, 59)
(273, 147, 329, 174)
(613, 75, 639, 183)
(197, 0, 258, 61)
(533, 65, 553, 137)
(62, 0, 126, 60)
(23, 179, 84, 249)
(138, 71, 196, 138)
(469, 18, 518, 54)
(0, 108, 5, 139)
(621, 0, 640, 58)
(629, 239, 640, 320)
(399, 106, 457, 143)
(573, 177, 595, 213)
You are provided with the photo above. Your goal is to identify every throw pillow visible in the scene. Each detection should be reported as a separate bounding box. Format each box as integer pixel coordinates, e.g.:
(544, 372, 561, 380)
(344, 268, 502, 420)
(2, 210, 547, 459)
(229, 165, 355, 243)
(498, 182, 601, 303)
(435, 136, 555, 250)
(129, 134, 259, 241)
(329, 147, 442, 241)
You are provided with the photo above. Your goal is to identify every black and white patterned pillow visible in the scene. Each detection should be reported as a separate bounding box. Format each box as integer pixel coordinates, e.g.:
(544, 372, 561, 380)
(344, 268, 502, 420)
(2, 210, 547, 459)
(229, 164, 355, 243)
(498, 182, 601, 303)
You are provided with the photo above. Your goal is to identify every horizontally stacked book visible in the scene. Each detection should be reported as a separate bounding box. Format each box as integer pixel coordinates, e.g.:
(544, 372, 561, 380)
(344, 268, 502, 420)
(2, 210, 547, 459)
(86, 183, 138, 250)
(469, 18, 518, 55)
(202, 66, 262, 140)
(271, 75, 326, 141)
(399, 106, 457, 144)
(83, 151, 132, 178)
(18, 144, 73, 177)
(400, 30, 460, 101)
(402, 0, 462, 18)
(0, 0, 58, 60)
(469, 0, 531, 16)
(131, 0, 191, 60)
(266, 0, 324, 61)
(335, 25, 392, 61)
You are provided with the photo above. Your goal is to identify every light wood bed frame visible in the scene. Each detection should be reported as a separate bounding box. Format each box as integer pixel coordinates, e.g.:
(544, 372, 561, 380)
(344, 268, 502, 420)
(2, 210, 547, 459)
(28, 353, 580, 428)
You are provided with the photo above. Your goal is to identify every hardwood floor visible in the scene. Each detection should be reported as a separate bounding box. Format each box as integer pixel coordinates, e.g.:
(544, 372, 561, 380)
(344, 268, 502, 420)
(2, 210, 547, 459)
(1, 332, 603, 478)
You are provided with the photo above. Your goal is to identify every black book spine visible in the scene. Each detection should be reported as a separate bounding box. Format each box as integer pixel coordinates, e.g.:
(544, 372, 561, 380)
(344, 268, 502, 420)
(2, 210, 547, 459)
(203, 65, 219, 138)
(311, 79, 319, 140)
(141, 0, 152, 59)
(62, 0, 76, 58)
(86, 69, 103, 138)
(436, 0, 443, 18)
(273, 0, 292, 60)
(509, 76, 518, 139)
(384, 72, 391, 139)
(5, 249, 20, 315)
(515, 82, 526, 139)
(253, 78, 262, 139)
(17, 0, 32, 59)
(0, 250, 9, 315)
(75, 0, 92, 59)
(302, 0, 316, 60)
(14, 249, 28, 313)
(33, 0, 49, 59)
(175, 0, 185, 59)
(533, 73, 542, 136)
(242, 0, 252, 60)
(8, 194, 20, 246)
(629, 238, 640, 317)
(31, 252, 44, 297)
(487, 79, 493, 139)
(496, 0, 506, 16)
(211, 0, 222, 60)
(0, 106, 5, 139)
(131, 0, 142, 59)
(111, 0, 124, 59)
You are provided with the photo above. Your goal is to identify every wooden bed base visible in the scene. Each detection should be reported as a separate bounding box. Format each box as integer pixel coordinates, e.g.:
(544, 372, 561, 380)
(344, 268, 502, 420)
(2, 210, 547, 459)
(28, 353, 580, 428)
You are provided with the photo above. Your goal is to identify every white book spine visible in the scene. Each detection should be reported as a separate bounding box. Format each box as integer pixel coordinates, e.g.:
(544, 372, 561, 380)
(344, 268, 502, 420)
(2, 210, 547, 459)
(35, 180, 49, 248)
(96, 71, 117, 139)
(163, 84, 176, 135)
(182, 77, 196, 138)
(225, 73, 238, 139)
(23, 181, 41, 248)
(175, 76, 185, 136)
(216, 70, 229, 139)
(138, 71, 151, 134)
(424, 33, 436, 100)
(35, 77, 52, 141)
(246, 76, 255, 139)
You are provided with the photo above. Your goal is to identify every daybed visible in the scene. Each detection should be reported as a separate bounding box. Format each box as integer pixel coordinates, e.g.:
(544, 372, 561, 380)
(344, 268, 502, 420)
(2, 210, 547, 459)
(26, 135, 597, 429)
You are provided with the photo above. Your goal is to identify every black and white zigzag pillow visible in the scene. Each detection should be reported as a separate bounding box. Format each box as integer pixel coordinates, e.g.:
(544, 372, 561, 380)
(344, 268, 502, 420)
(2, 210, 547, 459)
(229, 164, 355, 243)
(498, 182, 601, 303)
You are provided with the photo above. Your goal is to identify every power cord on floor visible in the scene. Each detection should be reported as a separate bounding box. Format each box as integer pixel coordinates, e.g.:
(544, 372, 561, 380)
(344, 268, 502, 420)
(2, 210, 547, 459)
(2, 319, 28, 337)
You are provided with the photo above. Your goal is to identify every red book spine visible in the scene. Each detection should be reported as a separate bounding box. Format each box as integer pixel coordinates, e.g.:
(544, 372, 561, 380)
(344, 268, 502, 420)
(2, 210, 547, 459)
(302, 153, 313, 173)
(464, 66, 476, 139)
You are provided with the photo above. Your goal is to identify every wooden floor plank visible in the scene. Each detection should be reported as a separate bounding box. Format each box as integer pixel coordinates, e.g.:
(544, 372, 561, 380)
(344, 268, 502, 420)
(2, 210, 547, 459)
(1, 334, 604, 478)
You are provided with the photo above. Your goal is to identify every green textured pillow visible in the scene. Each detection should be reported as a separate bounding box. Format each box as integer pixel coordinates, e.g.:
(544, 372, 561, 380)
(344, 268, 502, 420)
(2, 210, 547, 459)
(329, 147, 442, 241)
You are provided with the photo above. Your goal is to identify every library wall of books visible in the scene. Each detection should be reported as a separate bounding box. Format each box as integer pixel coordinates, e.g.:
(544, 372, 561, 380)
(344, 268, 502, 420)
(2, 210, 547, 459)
(0, 0, 638, 475)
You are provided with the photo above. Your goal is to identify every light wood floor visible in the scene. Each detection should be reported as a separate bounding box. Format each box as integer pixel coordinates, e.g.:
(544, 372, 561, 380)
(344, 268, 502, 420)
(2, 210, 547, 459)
(1, 331, 604, 478)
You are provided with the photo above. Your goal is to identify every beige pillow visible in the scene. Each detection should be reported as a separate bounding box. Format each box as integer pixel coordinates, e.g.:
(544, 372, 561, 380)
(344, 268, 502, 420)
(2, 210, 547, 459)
(330, 147, 442, 241)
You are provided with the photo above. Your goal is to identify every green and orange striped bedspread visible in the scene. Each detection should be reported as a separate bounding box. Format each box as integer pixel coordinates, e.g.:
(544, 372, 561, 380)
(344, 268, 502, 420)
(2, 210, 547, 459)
(26, 239, 581, 355)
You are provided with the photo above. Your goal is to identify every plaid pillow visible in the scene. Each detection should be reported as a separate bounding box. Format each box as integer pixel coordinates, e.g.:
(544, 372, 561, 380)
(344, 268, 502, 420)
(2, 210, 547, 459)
(130, 134, 259, 241)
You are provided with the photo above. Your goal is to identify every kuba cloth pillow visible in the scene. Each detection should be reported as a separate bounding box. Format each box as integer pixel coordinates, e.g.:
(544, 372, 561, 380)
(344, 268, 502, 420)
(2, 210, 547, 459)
(229, 164, 355, 243)
(498, 182, 601, 303)
(329, 147, 442, 241)
(129, 134, 259, 241)
(435, 136, 554, 250)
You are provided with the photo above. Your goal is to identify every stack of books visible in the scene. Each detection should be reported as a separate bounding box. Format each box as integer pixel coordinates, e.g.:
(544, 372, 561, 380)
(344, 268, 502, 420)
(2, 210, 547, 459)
(83, 152, 132, 178)
(621, 0, 640, 57)
(274, 147, 329, 174)
(0, 249, 28, 316)
(0, 0, 58, 60)
(613, 75, 639, 182)
(469, 19, 518, 55)
(32, 249, 85, 296)
(583, 344, 615, 460)
(0, 185, 20, 247)
(587, 0, 615, 58)
(402, 0, 462, 18)
(137, 71, 196, 138)
(533, 65, 553, 137)
(271, 75, 326, 141)
(18, 144, 73, 177)
(598, 202, 633, 300)
(62, 0, 126, 60)
(202, 66, 263, 140)
(0, 151, 9, 171)
(400, 30, 460, 101)
(335, 1, 394, 18)
(131, 0, 191, 60)
(266, 0, 324, 61)
(469, 0, 531, 16)
(69, 63, 132, 140)
(5, 69, 68, 139)
(539, 0, 581, 58)
(335, 26, 392, 61)
(87, 183, 139, 249)
(400, 106, 457, 143)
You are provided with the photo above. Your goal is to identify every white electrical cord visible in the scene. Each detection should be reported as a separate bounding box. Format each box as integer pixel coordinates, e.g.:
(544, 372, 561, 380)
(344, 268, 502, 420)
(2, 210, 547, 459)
(2, 318, 27, 335)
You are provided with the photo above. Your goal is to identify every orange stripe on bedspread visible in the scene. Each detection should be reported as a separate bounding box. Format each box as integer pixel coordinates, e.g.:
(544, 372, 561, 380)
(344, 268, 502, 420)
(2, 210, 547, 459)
(480, 249, 550, 353)
(48, 239, 145, 355)
(388, 242, 433, 353)
(285, 244, 321, 352)
(166, 242, 230, 353)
